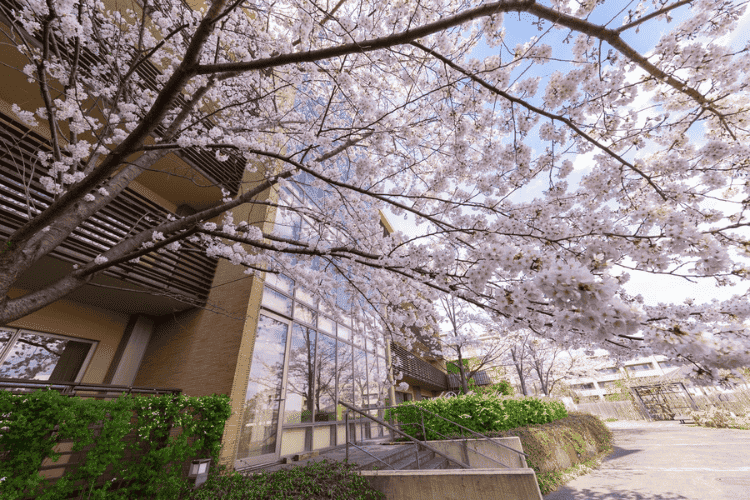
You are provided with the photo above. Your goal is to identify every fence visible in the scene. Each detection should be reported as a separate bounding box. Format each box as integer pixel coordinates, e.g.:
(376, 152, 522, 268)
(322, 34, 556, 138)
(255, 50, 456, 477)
(571, 400, 650, 421)
(569, 387, 750, 421)
(690, 387, 750, 416)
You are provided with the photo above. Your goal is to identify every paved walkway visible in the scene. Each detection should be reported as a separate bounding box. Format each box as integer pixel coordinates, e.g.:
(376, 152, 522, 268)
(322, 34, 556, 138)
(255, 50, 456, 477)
(543, 420, 750, 500)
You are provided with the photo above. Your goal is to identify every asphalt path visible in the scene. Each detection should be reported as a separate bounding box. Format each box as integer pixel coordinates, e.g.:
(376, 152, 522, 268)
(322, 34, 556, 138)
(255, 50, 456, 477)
(543, 420, 750, 500)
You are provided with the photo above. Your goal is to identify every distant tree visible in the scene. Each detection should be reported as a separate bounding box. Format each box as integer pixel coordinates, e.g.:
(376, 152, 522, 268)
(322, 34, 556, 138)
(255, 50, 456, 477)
(439, 294, 510, 394)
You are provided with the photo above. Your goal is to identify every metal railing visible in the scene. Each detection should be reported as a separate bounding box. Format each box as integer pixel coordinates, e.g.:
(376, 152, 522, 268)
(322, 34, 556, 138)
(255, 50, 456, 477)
(340, 401, 528, 471)
(406, 403, 529, 462)
(0, 378, 182, 399)
(390, 342, 448, 391)
(0, 112, 220, 307)
(340, 401, 471, 470)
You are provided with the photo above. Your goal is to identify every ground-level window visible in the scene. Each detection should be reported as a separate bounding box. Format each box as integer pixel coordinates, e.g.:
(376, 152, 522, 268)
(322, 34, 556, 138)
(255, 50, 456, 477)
(0, 328, 97, 382)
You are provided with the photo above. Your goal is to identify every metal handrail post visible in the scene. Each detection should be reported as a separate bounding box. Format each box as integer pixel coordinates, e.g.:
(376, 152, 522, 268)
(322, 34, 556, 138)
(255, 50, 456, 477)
(345, 411, 350, 462)
(419, 409, 426, 441)
(414, 442, 420, 469)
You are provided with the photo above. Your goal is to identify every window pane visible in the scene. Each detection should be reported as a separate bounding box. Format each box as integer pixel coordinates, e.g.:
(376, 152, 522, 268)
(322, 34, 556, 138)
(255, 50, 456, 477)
(352, 330, 364, 349)
(376, 356, 388, 406)
(285, 325, 316, 424)
(353, 348, 367, 410)
(376, 341, 385, 359)
(365, 335, 376, 353)
(366, 353, 379, 409)
(337, 325, 351, 342)
(0, 333, 92, 382)
(294, 287, 315, 307)
(261, 287, 292, 316)
(319, 300, 334, 316)
(294, 303, 317, 326)
(0, 329, 15, 359)
(336, 340, 353, 418)
(266, 273, 293, 295)
(318, 316, 334, 335)
(315, 333, 337, 422)
(237, 315, 288, 459)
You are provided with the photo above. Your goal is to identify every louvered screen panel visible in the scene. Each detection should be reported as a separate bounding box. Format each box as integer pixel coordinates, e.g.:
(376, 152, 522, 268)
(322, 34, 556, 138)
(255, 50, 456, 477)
(0, 113, 218, 305)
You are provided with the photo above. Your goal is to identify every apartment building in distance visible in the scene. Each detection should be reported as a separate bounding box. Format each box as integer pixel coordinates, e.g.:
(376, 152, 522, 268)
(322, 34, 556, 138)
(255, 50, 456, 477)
(0, 0, 452, 473)
(565, 355, 749, 402)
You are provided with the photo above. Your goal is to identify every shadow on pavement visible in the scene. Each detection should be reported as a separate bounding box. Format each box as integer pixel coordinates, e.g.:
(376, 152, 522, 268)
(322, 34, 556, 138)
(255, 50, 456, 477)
(602, 445, 642, 461)
(543, 486, 691, 500)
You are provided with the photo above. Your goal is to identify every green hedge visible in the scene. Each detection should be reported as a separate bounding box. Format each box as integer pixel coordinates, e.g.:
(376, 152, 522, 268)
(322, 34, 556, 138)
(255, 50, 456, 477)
(385, 393, 568, 440)
(0, 388, 231, 500)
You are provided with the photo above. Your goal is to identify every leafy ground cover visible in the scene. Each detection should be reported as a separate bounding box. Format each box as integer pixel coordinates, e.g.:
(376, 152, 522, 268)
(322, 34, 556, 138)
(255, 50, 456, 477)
(175, 460, 384, 500)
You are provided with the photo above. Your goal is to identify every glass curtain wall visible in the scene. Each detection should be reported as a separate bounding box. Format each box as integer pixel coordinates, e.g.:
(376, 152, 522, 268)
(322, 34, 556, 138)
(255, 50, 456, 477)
(235, 271, 389, 459)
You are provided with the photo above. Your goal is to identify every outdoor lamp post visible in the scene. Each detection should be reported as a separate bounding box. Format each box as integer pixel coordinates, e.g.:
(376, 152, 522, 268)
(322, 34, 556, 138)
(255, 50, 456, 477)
(188, 458, 211, 489)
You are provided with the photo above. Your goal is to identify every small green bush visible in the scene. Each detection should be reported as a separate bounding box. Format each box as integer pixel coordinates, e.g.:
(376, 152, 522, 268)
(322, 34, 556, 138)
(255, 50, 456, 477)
(178, 460, 384, 500)
(385, 393, 568, 440)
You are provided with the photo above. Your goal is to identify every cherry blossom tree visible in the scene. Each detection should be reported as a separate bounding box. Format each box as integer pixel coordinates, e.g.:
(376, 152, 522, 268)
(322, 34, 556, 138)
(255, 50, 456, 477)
(1, 0, 750, 382)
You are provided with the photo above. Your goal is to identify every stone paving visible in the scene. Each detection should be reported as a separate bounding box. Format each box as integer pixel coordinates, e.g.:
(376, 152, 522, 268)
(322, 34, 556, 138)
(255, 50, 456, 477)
(543, 420, 750, 500)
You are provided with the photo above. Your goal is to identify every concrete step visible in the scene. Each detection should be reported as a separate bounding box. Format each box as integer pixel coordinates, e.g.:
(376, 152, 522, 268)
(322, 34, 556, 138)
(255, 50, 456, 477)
(419, 454, 450, 470)
(358, 445, 420, 470)
(393, 449, 436, 470)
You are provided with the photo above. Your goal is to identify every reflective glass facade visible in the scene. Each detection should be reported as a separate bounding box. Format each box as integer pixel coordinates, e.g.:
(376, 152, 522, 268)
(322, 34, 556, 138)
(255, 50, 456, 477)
(235, 273, 390, 464)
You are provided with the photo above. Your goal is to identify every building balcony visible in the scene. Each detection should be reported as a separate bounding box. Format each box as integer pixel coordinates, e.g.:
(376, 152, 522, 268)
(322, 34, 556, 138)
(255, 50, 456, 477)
(390, 342, 448, 391)
(0, 112, 219, 314)
(0, 376, 182, 400)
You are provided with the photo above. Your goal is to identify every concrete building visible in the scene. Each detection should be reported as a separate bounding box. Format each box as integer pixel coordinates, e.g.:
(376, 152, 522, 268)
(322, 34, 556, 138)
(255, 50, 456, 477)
(563, 355, 749, 402)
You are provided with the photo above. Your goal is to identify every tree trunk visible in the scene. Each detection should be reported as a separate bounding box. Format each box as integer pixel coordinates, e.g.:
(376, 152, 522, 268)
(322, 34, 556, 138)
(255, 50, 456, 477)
(456, 347, 469, 394)
(511, 346, 528, 396)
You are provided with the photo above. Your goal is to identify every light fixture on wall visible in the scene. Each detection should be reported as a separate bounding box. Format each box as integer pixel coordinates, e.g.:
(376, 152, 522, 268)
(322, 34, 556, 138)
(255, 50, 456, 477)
(188, 458, 211, 489)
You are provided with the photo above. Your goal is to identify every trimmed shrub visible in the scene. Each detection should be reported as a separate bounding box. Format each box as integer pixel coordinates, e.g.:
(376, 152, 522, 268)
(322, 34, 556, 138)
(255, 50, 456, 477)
(385, 393, 567, 440)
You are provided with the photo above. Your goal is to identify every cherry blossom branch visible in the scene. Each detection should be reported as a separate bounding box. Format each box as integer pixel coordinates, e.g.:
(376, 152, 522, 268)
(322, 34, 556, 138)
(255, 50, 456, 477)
(410, 41, 668, 201)
(195, 0, 534, 75)
(526, 1, 738, 141)
(3, 0, 229, 254)
(614, 0, 693, 33)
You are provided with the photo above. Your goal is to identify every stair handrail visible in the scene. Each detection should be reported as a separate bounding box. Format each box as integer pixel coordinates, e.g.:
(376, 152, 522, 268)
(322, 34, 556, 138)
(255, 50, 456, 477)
(401, 415, 510, 469)
(339, 401, 471, 470)
(410, 404, 529, 458)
